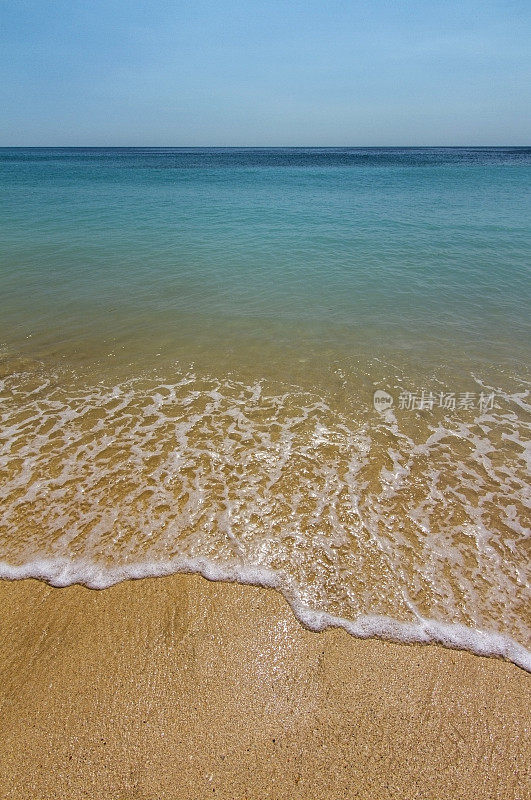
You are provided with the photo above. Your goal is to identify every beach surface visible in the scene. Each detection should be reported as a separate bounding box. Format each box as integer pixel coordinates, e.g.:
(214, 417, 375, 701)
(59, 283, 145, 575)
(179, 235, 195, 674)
(0, 574, 529, 800)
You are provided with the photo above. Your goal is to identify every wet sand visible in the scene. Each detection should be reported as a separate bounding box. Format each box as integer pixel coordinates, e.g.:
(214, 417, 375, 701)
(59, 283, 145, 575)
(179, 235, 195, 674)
(0, 573, 529, 799)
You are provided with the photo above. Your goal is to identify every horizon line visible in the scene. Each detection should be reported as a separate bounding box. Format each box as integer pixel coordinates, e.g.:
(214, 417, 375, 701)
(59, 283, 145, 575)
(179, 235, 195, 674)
(1, 144, 529, 149)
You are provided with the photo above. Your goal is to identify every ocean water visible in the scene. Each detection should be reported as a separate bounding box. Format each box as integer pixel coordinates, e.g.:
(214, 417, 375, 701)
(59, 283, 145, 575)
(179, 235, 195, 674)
(0, 147, 530, 669)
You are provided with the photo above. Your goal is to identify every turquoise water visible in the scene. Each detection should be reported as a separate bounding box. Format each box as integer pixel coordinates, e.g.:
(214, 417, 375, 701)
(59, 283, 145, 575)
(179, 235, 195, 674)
(1, 148, 530, 668)
(1, 147, 530, 375)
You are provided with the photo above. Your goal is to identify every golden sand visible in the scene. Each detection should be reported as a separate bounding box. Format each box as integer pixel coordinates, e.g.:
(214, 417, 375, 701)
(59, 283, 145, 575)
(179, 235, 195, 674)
(0, 574, 529, 799)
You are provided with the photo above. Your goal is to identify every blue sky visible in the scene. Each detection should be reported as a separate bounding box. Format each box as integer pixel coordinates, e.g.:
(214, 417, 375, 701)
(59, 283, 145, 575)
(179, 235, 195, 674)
(1, 0, 530, 145)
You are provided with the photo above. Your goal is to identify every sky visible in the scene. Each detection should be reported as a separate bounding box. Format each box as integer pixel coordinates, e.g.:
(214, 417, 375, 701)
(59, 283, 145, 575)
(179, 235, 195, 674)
(1, 0, 530, 146)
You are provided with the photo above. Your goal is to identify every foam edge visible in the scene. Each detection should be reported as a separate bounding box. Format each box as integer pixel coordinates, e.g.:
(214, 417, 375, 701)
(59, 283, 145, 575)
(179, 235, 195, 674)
(0, 557, 529, 673)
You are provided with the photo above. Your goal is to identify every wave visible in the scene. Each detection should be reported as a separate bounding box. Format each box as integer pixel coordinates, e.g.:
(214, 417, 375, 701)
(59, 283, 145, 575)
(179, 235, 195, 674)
(0, 364, 529, 671)
(0, 555, 529, 672)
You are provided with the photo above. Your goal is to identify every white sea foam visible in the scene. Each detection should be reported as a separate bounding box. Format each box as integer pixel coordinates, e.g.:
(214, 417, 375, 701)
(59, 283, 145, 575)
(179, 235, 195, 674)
(0, 555, 529, 672)
(0, 365, 529, 670)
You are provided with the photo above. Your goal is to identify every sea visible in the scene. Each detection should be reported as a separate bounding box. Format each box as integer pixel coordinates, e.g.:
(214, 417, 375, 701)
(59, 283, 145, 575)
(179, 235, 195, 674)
(0, 147, 529, 669)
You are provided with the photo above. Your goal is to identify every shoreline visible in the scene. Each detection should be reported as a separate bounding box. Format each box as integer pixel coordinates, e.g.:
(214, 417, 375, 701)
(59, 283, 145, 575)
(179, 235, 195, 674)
(1, 559, 529, 673)
(1, 573, 529, 799)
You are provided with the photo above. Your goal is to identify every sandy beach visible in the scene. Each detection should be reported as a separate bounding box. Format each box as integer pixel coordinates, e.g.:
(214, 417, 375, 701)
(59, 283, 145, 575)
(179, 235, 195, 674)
(0, 574, 529, 799)
(2, 0, 531, 795)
